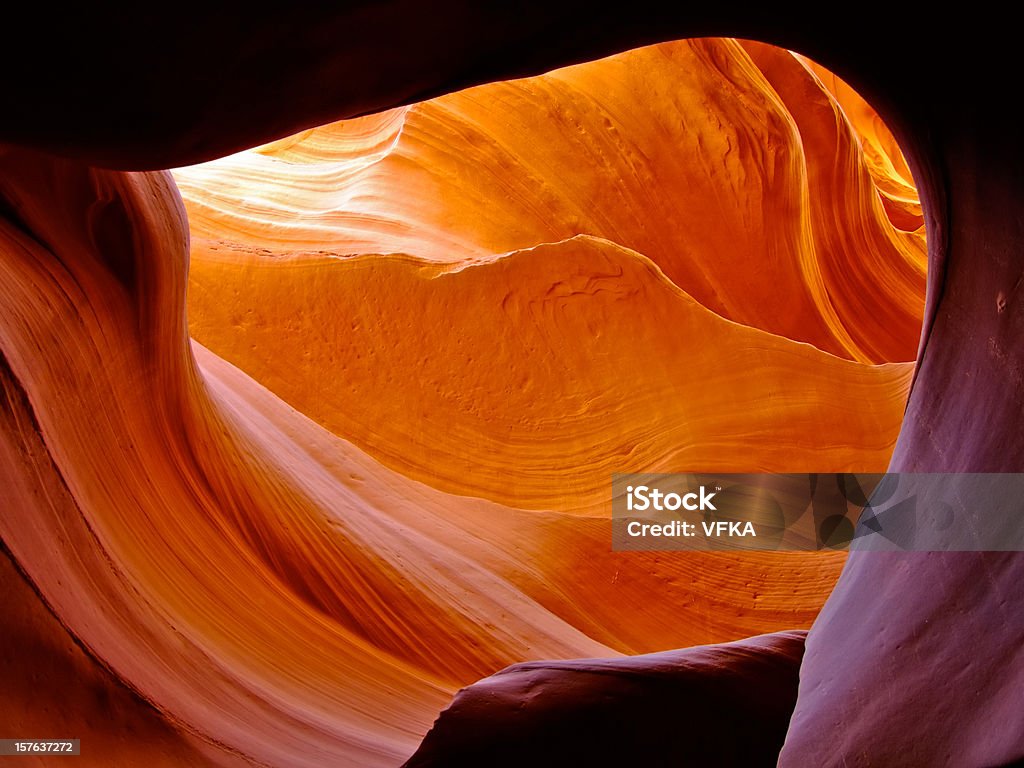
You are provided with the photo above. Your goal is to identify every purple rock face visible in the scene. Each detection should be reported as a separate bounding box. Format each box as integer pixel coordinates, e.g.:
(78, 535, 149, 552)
(780, 79, 1024, 766)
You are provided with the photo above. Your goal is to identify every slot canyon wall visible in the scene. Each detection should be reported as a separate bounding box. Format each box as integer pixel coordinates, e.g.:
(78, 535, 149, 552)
(1, 6, 1020, 767)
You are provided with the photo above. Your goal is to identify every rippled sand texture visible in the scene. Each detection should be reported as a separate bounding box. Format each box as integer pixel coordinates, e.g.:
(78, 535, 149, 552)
(1, 38, 922, 767)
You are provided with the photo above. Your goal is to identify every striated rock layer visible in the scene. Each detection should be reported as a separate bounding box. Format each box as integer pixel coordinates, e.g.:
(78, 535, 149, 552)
(185, 236, 913, 512)
(176, 38, 922, 513)
(0, 30, 943, 768)
(175, 38, 925, 365)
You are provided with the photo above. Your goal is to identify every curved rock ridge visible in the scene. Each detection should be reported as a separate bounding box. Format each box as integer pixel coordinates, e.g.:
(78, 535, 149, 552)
(173, 37, 925, 365)
(187, 234, 914, 511)
(791, 52, 923, 233)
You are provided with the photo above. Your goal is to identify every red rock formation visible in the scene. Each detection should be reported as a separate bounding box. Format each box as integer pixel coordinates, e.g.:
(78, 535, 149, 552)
(3, 5, 1020, 766)
(0, 41, 917, 765)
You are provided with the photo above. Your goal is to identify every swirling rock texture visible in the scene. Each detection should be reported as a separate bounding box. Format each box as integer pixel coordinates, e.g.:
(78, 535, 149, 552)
(173, 38, 924, 512)
(0, 6, 1019, 768)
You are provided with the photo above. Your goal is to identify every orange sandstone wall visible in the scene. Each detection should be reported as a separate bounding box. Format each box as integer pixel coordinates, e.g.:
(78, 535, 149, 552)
(177, 39, 925, 366)
(177, 39, 923, 512)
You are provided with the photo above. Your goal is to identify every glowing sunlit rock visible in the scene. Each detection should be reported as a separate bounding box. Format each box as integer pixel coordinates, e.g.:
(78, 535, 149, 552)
(175, 38, 926, 364)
